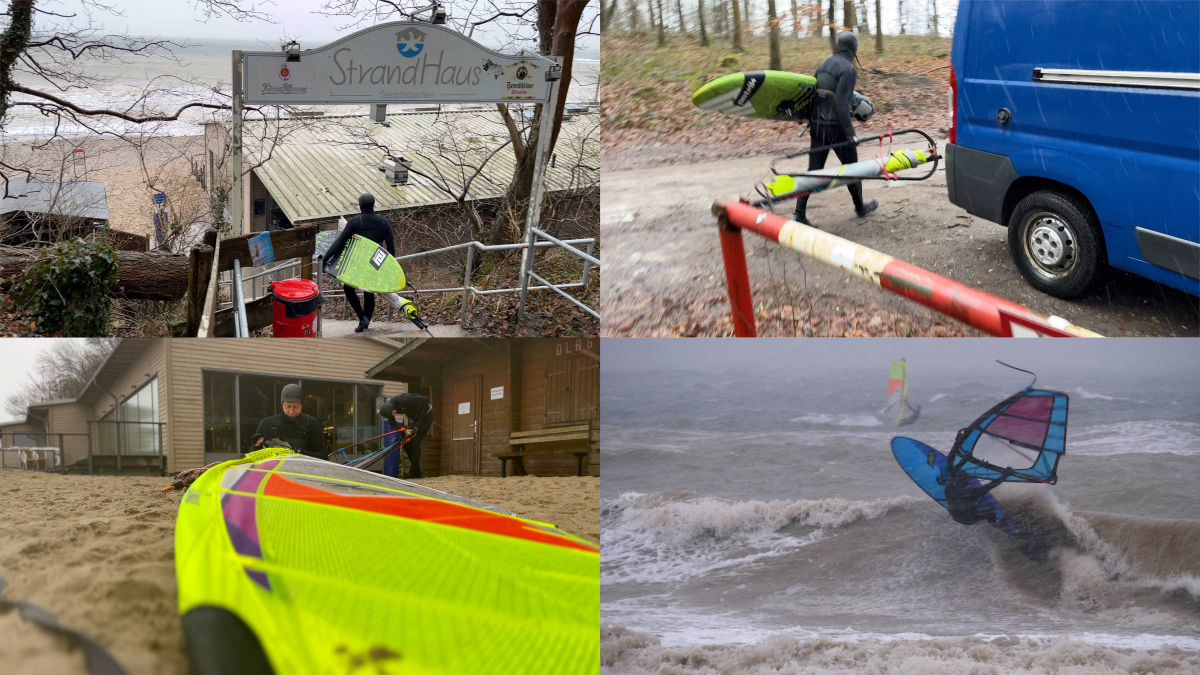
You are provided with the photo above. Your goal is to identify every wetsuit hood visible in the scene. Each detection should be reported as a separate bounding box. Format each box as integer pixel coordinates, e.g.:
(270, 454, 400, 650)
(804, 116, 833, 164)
(837, 31, 858, 57)
(359, 193, 376, 213)
(281, 383, 304, 404)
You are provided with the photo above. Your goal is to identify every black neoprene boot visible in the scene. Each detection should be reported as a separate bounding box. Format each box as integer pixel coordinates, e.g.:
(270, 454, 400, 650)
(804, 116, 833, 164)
(794, 196, 817, 229)
(856, 200, 879, 218)
(354, 316, 369, 333)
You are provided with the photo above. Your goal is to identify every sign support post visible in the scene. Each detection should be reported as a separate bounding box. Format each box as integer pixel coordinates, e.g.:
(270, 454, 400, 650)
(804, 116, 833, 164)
(230, 49, 244, 236)
(518, 57, 563, 322)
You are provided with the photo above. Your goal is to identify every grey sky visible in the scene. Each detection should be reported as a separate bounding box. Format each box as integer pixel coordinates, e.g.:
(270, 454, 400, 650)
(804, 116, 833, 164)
(0, 339, 82, 425)
(45, 0, 598, 56)
(601, 338, 1200, 383)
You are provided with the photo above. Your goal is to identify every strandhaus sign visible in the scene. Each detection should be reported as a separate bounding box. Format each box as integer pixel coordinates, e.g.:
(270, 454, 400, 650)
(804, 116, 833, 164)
(243, 22, 553, 105)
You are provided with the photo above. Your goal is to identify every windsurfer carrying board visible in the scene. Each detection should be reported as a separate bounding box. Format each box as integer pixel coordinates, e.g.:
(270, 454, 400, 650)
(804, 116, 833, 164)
(323, 193, 397, 333)
(798, 31, 879, 228)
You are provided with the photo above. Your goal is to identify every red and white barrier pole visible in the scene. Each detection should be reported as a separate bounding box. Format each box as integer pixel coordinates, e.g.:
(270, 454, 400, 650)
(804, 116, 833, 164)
(713, 199, 1102, 337)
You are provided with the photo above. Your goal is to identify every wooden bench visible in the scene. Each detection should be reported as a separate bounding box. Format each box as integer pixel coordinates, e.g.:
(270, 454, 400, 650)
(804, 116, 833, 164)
(498, 423, 593, 477)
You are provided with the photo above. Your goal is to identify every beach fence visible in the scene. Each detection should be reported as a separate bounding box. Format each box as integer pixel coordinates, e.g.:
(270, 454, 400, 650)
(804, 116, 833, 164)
(712, 199, 1102, 337)
(0, 432, 78, 473)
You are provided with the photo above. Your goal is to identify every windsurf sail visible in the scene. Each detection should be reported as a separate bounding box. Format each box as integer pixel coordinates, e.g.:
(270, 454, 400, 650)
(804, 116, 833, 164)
(175, 447, 599, 675)
(944, 368, 1068, 484)
(884, 359, 920, 425)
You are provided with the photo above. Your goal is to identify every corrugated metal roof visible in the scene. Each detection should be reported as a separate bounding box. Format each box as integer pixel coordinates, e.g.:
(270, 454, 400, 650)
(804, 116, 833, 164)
(241, 108, 599, 225)
(0, 178, 109, 221)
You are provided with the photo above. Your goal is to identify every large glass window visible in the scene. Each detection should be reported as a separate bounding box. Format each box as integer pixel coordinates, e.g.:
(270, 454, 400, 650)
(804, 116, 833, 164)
(98, 379, 160, 455)
(203, 371, 382, 456)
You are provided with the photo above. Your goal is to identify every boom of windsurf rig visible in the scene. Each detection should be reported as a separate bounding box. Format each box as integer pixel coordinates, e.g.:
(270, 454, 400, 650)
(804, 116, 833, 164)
(748, 129, 940, 210)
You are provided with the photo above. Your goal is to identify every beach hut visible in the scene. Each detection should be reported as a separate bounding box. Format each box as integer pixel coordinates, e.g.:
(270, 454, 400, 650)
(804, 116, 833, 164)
(365, 337, 599, 477)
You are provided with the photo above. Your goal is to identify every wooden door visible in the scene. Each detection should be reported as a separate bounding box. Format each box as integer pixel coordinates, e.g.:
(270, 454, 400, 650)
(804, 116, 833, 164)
(451, 378, 481, 474)
(572, 356, 600, 422)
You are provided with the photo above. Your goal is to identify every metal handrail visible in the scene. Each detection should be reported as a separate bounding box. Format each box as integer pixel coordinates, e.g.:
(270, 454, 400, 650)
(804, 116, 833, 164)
(518, 228, 600, 321)
(223, 235, 599, 330)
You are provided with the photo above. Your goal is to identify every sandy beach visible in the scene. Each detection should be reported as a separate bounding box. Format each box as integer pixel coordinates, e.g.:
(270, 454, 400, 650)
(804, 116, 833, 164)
(2, 135, 207, 239)
(0, 469, 598, 675)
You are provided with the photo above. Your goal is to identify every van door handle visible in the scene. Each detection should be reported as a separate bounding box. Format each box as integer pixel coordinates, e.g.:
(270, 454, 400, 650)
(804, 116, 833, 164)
(997, 108, 1011, 124)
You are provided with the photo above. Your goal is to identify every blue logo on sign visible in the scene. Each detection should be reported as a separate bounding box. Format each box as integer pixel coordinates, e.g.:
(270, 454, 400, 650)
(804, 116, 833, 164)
(395, 27, 426, 58)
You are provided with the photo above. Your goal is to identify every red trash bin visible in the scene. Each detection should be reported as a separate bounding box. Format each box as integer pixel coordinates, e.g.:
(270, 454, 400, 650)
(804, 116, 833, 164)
(270, 278, 323, 337)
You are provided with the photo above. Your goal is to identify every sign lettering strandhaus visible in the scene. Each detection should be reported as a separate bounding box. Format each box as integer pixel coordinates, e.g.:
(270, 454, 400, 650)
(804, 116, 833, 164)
(242, 22, 553, 105)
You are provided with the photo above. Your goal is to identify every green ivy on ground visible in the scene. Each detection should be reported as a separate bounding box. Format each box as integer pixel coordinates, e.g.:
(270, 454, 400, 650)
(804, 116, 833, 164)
(9, 238, 119, 336)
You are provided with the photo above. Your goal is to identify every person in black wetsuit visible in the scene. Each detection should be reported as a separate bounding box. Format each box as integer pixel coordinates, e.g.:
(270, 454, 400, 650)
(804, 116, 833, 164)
(943, 464, 1015, 525)
(323, 193, 396, 333)
(248, 383, 329, 459)
(378, 393, 435, 479)
(797, 31, 879, 228)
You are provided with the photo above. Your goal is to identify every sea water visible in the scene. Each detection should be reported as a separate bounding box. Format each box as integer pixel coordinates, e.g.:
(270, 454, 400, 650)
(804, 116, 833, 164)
(601, 340, 1200, 673)
(4, 37, 599, 139)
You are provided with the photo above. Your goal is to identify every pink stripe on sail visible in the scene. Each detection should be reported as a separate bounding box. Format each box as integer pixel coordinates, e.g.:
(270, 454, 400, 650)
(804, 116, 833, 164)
(987, 415, 1048, 446)
(1004, 395, 1053, 420)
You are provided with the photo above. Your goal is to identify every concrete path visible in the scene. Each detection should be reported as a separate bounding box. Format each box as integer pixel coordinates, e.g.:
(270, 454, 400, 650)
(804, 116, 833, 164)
(321, 319, 467, 338)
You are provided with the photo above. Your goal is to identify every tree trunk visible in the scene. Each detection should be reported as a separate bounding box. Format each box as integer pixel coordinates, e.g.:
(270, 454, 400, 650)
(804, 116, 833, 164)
(767, 0, 782, 70)
(494, 0, 589, 246)
(875, 0, 883, 51)
(676, 0, 686, 31)
(0, 247, 190, 301)
(0, 0, 35, 123)
(857, 0, 869, 34)
(630, 0, 641, 31)
(843, 0, 856, 30)
(743, 0, 751, 32)
(827, 0, 837, 52)
(656, 0, 667, 46)
(731, 0, 744, 50)
(898, 0, 906, 33)
(790, 0, 799, 36)
(699, 0, 711, 45)
(930, 0, 938, 35)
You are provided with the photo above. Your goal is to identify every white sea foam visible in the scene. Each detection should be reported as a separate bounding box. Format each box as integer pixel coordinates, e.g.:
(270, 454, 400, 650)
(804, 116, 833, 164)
(1069, 421, 1200, 456)
(600, 492, 917, 585)
(789, 413, 882, 427)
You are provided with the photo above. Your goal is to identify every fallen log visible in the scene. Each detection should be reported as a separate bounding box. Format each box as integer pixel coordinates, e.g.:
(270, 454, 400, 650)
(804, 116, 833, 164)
(0, 245, 190, 301)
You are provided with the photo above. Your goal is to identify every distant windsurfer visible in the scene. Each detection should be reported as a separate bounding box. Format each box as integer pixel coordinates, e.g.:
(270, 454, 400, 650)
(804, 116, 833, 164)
(323, 193, 396, 333)
(379, 393, 434, 479)
(248, 384, 329, 459)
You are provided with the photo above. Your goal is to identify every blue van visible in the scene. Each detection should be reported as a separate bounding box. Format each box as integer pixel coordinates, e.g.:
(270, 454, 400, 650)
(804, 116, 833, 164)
(945, 0, 1199, 298)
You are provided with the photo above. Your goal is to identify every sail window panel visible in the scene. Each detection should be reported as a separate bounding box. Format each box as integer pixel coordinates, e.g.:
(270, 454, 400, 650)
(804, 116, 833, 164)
(986, 415, 1049, 447)
(970, 433, 1041, 472)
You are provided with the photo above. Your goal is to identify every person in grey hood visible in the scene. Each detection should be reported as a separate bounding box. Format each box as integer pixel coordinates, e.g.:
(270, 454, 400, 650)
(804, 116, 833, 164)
(796, 31, 878, 228)
(323, 193, 397, 333)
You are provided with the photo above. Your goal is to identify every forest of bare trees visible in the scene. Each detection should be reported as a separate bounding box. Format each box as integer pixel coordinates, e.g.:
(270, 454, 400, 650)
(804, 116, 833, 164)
(601, 0, 954, 56)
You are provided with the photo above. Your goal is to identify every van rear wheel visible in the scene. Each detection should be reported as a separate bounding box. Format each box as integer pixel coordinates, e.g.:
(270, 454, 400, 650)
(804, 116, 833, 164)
(1007, 191, 1103, 299)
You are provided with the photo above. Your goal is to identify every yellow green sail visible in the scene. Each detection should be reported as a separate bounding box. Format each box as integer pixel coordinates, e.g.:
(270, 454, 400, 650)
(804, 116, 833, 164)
(175, 448, 599, 675)
(888, 359, 909, 424)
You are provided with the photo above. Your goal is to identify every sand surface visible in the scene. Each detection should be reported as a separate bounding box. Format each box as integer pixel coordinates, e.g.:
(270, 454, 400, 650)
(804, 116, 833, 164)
(0, 469, 598, 675)
(2, 135, 207, 240)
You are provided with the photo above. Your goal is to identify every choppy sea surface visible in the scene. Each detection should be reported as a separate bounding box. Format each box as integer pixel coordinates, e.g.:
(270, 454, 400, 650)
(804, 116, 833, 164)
(5, 37, 599, 139)
(601, 354, 1200, 674)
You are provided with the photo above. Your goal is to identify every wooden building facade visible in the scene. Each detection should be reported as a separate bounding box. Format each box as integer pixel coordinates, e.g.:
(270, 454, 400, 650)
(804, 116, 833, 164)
(367, 338, 600, 477)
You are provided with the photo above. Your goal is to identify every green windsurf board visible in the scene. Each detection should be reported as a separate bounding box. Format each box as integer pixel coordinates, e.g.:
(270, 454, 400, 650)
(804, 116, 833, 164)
(316, 231, 405, 294)
(692, 70, 818, 121)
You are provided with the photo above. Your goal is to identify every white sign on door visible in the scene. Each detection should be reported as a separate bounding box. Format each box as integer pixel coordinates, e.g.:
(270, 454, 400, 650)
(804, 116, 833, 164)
(458, 401, 471, 415)
(243, 23, 553, 105)
(490, 386, 504, 400)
